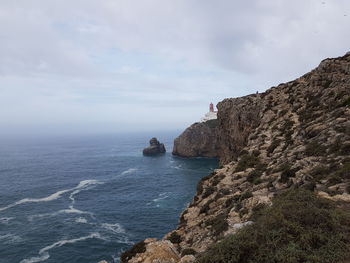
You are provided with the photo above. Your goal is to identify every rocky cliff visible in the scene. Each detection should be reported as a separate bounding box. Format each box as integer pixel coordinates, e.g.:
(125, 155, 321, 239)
(172, 119, 220, 158)
(121, 52, 350, 263)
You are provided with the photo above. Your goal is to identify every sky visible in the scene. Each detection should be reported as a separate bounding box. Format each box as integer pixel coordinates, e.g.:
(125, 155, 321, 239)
(0, 0, 349, 135)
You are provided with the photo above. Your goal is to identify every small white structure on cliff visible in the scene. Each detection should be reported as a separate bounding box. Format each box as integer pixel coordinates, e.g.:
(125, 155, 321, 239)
(201, 102, 217, 122)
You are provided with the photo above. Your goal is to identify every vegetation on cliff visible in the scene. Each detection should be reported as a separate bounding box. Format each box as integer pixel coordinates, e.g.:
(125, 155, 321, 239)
(197, 189, 350, 263)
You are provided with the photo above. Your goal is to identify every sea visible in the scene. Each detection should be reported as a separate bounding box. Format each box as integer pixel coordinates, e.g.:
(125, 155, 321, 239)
(0, 132, 218, 263)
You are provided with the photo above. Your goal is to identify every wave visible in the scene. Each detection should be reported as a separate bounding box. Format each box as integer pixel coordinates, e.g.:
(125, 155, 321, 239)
(75, 217, 88, 224)
(0, 233, 23, 244)
(147, 192, 170, 206)
(0, 180, 102, 212)
(28, 206, 93, 221)
(20, 233, 101, 263)
(101, 223, 125, 234)
(171, 165, 182, 170)
(121, 168, 138, 175)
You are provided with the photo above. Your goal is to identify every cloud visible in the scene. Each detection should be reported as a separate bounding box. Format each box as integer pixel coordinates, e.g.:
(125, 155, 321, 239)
(0, 0, 349, 134)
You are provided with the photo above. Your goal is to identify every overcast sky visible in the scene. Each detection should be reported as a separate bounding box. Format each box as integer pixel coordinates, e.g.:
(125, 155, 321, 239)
(0, 0, 349, 135)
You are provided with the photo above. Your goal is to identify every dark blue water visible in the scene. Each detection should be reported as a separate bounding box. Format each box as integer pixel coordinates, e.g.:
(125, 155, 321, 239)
(0, 132, 218, 263)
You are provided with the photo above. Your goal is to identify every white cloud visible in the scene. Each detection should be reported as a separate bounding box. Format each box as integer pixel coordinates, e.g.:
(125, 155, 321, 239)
(0, 0, 349, 134)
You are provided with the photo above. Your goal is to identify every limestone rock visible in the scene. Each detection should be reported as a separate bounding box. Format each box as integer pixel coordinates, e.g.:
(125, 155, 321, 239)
(128, 240, 180, 263)
(172, 119, 220, 158)
(143, 138, 166, 156)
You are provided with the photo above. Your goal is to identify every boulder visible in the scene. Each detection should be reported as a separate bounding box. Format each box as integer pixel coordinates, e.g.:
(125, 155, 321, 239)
(143, 138, 166, 156)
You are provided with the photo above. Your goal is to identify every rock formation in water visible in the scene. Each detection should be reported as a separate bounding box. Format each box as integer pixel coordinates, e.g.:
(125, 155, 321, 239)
(123, 52, 350, 263)
(143, 138, 166, 156)
(172, 119, 220, 158)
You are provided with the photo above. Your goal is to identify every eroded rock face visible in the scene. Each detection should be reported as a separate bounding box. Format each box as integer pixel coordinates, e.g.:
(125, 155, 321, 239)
(172, 119, 220, 158)
(128, 240, 180, 263)
(143, 138, 166, 156)
(124, 52, 350, 262)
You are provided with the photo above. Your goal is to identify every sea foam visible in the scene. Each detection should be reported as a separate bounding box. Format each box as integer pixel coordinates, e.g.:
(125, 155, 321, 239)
(0, 179, 102, 212)
(121, 168, 138, 175)
(20, 233, 101, 263)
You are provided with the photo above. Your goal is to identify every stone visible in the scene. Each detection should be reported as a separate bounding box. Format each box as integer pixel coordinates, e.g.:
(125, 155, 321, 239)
(172, 120, 220, 158)
(179, 255, 196, 263)
(143, 138, 166, 156)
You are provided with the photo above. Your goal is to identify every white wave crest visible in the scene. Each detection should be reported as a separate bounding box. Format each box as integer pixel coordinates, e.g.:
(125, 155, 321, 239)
(101, 223, 125, 234)
(171, 165, 182, 170)
(75, 217, 88, 224)
(121, 168, 138, 175)
(20, 233, 101, 263)
(0, 180, 102, 212)
(152, 192, 169, 202)
(28, 206, 92, 221)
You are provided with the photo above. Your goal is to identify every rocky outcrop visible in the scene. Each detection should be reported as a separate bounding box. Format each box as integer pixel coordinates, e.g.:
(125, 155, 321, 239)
(172, 119, 220, 158)
(143, 138, 166, 156)
(124, 52, 350, 262)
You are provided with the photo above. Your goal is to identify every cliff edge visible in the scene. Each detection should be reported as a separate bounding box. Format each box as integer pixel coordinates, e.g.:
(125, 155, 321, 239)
(122, 52, 350, 263)
(172, 119, 220, 158)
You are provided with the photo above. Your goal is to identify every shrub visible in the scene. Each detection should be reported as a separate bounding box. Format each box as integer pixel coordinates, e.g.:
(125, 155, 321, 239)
(277, 163, 297, 183)
(340, 143, 350, 155)
(196, 189, 350, 263)
(120, 240, 146, 263)
(247, 169, 263, 184)
(202, 186, 215, 199)
(240, 191, 253, 200)
(267, 138, 281, 154)
(167, 232, 181, 244)
(305, 141, 327, 156)
(199, 200, 212, 214)
(334, 161, 350, 179)
(249, 203, 268, 221)
(235, 154, 260, 172)
(310, 165, 330, 181)
(338, 96, 350, 107)
(205, 213, 229, 236)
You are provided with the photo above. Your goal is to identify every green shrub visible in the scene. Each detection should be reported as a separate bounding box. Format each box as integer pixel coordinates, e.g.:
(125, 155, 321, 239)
(277, 163, 297, 183)
(120, 240, 146, 263)
(247, 169, 263, 184)
(205, 213, 229, 236)
(334, 161, 350, 179)
(240, 191, 253, 200)
(202, 186, 215, 199)
(310, 165, 330, 181)
(305, 141, 327, 156)
(267, 138, 281, 154)
(235, 154, 260, 172)
(340, 143, 350, 155)
(200, 200, 212, 214)
(249, 203, 268, 221)
(167, 232, 181, 244)
(196, 189, 350, 263)
(338, 96, 350, 107)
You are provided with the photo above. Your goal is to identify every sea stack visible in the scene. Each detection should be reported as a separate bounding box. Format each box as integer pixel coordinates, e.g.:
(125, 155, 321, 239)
(143, 137, 166, 156)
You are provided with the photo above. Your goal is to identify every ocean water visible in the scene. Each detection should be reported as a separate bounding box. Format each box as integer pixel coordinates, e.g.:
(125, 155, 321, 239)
(0, 132, 218, 263)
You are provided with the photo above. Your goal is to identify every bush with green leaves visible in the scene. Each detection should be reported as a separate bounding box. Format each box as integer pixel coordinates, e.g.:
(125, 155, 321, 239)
(196, 189, 350, 263)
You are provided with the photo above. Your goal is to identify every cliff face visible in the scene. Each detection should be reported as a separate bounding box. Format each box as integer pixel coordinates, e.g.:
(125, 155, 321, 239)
(122, 52, 350, 263)
(172, 119, 220, 158)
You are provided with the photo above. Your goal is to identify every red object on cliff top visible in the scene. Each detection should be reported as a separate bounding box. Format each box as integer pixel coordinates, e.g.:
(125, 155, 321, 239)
(210, 102, 214, 112)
